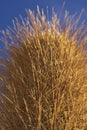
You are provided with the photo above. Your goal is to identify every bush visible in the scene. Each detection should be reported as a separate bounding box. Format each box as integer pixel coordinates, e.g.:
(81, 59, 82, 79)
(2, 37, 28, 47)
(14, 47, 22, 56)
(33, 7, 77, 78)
(0, 7, 87, 130)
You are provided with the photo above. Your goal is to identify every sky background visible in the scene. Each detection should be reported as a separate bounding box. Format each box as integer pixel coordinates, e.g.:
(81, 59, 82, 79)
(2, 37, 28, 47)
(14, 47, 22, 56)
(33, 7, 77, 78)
(0, 0, 87, 31)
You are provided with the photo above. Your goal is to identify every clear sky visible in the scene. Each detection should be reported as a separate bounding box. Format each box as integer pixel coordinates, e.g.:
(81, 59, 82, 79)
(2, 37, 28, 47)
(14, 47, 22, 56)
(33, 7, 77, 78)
(0, 0, 87, 31)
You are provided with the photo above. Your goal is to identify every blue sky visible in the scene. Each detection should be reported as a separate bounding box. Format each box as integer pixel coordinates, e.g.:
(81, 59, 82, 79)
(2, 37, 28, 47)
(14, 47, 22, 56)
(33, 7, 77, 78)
(0, 0, 87, 31)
